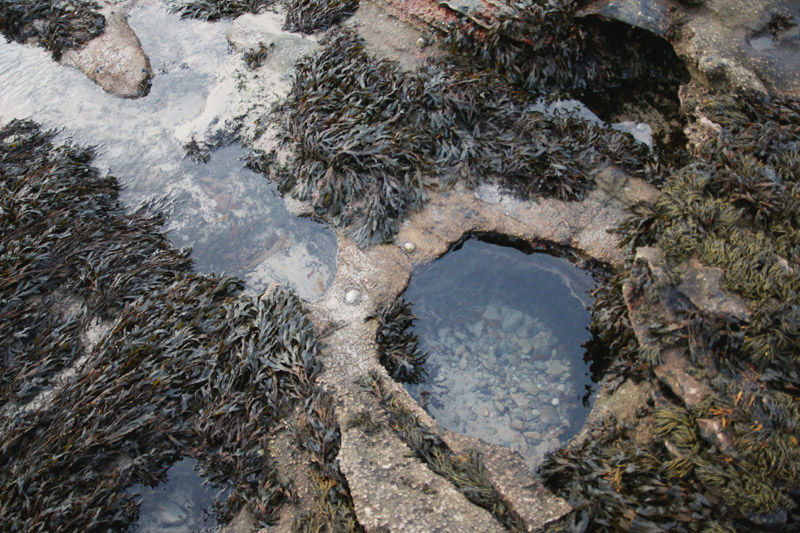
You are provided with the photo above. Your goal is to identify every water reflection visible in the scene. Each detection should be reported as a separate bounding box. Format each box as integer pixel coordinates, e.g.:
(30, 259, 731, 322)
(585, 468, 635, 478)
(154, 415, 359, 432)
(403, 236, 597, 466)
(127, 458, 224, 533)
(0, 5, 336, 299)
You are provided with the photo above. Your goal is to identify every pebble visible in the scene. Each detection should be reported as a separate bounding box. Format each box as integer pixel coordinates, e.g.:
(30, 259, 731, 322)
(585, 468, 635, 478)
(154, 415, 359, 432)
(501, 309, 524, 332)
(483, 304, 502, 322)
(521, 383, 540, 395)
(511, 394, 529, 410)
(546, 360, 570, 376)
(407, 302, 591, 467)
(344, 290, 360, 305)
(403, 241, 416, 253)
(540, 406, 558, 424)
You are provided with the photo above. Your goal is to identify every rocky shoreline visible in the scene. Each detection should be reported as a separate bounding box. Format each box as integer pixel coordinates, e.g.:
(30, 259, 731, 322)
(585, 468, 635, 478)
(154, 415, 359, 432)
(2, 0, 800, 532)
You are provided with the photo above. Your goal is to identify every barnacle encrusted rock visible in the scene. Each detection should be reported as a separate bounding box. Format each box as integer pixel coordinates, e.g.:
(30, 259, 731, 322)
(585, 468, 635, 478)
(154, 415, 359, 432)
(60, 7, 152, 98)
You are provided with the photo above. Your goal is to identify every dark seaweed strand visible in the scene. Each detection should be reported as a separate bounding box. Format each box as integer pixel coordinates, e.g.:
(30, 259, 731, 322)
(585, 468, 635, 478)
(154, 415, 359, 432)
(366, 298, 428, 384)
(540, 92, 800, 531)
(0, 120, 322, 530)
(174, 0, 277, 21)
(362, 372, 525, 531)
(0, 120, 189, 404)
(444, 0, 689, 166)
(0, 0, 105, 60)
(271, 29, 653, 246)
(292, 391, 364, 532)
(444, 0, 688, 110)
(283, 0, 359, 34)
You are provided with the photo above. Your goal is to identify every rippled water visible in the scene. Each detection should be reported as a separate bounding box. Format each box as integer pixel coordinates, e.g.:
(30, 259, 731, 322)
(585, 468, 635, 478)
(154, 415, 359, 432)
(127, 458, 224, 532)
(0, 4, 336, 299)
(403, 236, 598, 466)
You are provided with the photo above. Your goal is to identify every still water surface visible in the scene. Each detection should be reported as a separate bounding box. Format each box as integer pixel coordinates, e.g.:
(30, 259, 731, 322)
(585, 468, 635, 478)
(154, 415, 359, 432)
(0, 5, 336, 299)
(403, 236, 598, 465)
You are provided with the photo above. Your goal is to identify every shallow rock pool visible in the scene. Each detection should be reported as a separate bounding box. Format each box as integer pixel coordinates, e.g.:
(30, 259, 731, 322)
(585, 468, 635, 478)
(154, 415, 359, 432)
(403, 235, 599, 466)
(127, 458, 225, 532)
(0, 3, 336, 299)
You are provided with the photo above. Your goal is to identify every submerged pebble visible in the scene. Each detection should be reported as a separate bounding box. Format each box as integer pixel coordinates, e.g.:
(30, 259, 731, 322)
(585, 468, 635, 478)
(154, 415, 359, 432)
(402, 238, 597, 466)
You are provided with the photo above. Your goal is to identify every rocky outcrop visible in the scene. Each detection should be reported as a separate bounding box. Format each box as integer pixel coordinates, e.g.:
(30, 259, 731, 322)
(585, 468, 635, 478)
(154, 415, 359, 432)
(580, 0, 800, 96)
(60, 8, 152, 98)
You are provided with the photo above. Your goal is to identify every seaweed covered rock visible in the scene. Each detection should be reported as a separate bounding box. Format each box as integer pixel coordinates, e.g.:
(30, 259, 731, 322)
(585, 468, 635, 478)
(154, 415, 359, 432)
(378, 0, 690, 152)
(174, 0, 277, 21)
(0, 120, 323, 530)
(367, 298, 427, 384)
(0, 0, 105, 60)
(270, 29, 654, 246)
(284, 0, 360, 34)
(541, 91, 800, 531)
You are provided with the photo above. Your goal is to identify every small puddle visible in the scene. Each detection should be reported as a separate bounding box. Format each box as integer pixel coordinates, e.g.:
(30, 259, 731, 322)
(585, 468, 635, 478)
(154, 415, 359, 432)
(127, 458, 225, 532)
(403, 236, 599, 466)
(749, 34, 775, 51)
(0, 4, 337, 299)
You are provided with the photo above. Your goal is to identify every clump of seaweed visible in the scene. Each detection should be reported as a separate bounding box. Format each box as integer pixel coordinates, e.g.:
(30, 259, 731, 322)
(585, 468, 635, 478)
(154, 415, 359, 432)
(174, 0, 275, 20)
(539, 413, 731, 531)
(271, 29, 653, 246)
(283, 0, 359, 34)
(0, 0, 105, 60)
(0, 120, 322, 530)
(366, 298, 427, 384)
(363, 372, 525, 531)
(293, 391, 363, 532)
(549, 91, 800, 530)
(444, 0, 689, 156)
(244, 41, 273, 69)
(184, 137, 211, 163)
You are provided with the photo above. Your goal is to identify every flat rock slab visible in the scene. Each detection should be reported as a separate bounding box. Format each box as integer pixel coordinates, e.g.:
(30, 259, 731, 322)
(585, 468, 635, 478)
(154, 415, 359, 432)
(61, 9, 152, 98)
(339, 426, 506, 532)
(443, 431, 572, 529)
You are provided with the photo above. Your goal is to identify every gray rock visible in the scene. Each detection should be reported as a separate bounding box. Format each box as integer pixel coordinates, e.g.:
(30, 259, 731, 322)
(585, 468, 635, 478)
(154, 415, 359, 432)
(60, 10, 151, 98)
(524, 431, 541, 441)
(510, 419, 525, 431)
(521, 382, 540, 396)
(501, 309, 524, 332)
(470, 320, 484, 337)
(227, 12, 282, 52)
(546, 360, 570, 376)
(493, 400, 507, 414)
(483, 304, 502, 323)
(678, 257, 751, 321)
(540, 406, 558, 425)
(339, 428, 506, 532)
(511, 393, 529, 410)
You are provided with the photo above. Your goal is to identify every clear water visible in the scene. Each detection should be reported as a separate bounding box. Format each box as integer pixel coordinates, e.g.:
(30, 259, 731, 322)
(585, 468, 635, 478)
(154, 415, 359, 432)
(403, 237, 598, 466)
(127, 458, 224, 532)
(0, 4, 336, 299)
